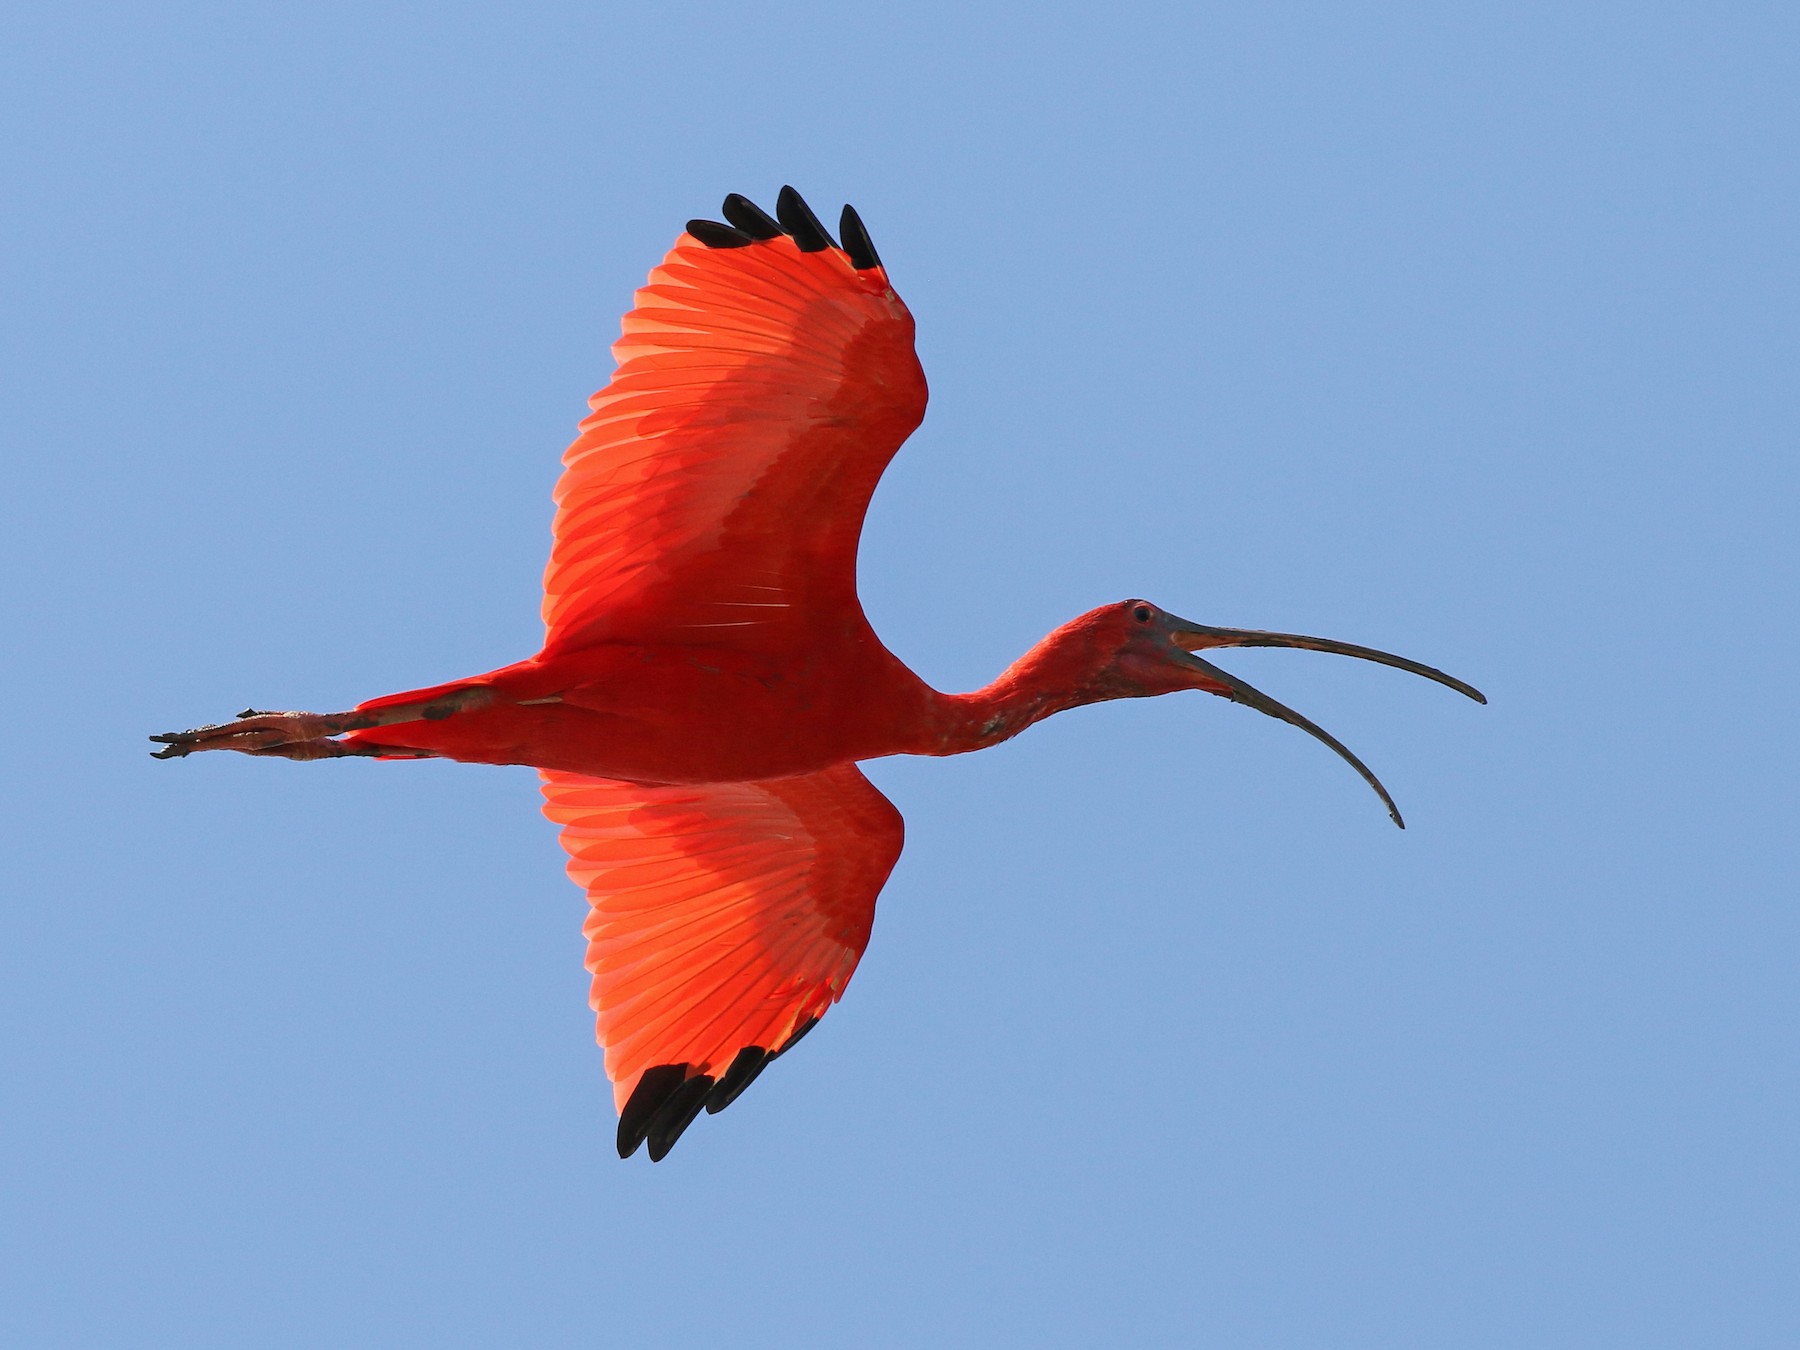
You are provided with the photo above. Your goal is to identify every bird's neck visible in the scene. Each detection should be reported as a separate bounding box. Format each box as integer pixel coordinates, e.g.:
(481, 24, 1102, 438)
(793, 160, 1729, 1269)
(927, 626, 1116, 756)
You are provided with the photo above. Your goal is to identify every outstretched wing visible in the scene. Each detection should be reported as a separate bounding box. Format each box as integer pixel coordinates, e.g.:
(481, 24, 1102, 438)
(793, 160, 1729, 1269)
(541, 188, 928, 656)
(540, 763, 905, 1161)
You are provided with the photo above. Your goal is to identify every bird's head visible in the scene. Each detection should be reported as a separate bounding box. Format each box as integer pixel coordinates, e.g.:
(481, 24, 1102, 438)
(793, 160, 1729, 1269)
(1077, 599, 1486, 827)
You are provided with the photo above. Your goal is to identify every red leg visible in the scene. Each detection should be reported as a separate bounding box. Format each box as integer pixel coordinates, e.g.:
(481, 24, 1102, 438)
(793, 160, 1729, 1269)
(234, 737, 441, 762)
(150, 686, 492, 760)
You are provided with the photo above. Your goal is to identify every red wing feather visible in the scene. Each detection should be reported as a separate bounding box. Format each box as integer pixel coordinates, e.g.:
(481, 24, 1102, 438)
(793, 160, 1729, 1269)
(542, 230, 928, 655)
(540, 764, 904, 1156)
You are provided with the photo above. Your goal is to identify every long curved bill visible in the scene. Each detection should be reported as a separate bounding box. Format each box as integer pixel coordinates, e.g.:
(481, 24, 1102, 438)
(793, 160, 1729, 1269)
(1167, 618, 1486, 829)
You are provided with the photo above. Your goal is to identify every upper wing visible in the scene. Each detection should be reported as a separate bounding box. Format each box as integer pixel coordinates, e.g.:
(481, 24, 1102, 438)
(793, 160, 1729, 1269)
(540, 762, 905, 1161)
(541, 188, 928, 656)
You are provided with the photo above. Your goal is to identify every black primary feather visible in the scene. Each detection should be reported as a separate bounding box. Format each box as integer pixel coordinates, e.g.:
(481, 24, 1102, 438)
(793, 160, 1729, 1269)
(686, 219, 754, 249)
(721, 193, 782, 240)
(617, 1064, 689, 1158)
(775, 186, 835, 252)
(705, 1047, 770, 1115)
(646, 1076, 713, 1161)
(838, 204, 881, 270)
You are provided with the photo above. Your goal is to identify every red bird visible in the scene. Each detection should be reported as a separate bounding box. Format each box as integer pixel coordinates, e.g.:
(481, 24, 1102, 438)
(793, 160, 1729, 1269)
(155, 188, 1484, 1160)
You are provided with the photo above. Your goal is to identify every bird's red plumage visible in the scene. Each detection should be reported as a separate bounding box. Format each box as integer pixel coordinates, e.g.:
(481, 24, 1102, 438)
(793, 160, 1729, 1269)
(541, 230, 926, 657)
(344, 214, 937, 1140)
(540, 764, 902, 1113)
(155, 189, 1481, 1159)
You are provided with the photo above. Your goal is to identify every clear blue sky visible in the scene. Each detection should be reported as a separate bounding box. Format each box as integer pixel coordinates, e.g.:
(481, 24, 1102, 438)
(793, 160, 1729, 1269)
(4, 4, 1796, 1347)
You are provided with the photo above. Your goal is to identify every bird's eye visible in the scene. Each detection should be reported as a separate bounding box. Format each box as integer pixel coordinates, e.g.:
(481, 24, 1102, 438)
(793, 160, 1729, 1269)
(1132, 605, 1152, 624)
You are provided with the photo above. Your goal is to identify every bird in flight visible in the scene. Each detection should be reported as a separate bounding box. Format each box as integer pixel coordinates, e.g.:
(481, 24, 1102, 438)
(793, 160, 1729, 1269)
(154, 187, 1484, 1161)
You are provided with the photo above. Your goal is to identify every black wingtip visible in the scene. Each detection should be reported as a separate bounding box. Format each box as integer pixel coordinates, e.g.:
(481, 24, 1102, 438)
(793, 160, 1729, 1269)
(705, 1047, 770, 1115)
(721, 193, 782, 240)
(686, 219, 754, 249)
(838, 204, 881, 270)
(776, 186, 835, 252)
(616, 1018, 826, 1158)
(616, 1064, 688, 1158)
(645, 1076, 712, 1162)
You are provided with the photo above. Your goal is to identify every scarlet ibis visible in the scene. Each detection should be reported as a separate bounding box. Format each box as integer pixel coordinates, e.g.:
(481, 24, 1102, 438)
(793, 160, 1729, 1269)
(155, 187, 1484, 1161)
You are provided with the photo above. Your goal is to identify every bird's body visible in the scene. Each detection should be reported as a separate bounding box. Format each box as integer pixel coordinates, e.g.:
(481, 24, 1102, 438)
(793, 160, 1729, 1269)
(156, 188, 1483, 1161)
(342, 638, 938, 782)
(334, 604, 1191, 778)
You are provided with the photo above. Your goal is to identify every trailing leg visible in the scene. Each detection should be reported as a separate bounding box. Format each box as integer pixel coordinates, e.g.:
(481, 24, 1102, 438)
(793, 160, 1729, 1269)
(150, 686, 493, 760)
(234, 737, 441, 762)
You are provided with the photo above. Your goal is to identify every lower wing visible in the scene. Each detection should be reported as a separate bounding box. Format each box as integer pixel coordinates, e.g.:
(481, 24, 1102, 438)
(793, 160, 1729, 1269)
(540, 763, 905, 1160)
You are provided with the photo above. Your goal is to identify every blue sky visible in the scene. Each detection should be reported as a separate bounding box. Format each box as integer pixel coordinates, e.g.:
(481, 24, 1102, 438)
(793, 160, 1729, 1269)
(4, 4, 1796, 1346)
